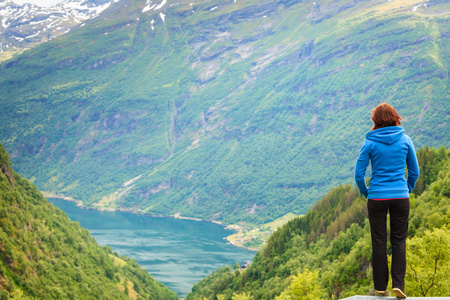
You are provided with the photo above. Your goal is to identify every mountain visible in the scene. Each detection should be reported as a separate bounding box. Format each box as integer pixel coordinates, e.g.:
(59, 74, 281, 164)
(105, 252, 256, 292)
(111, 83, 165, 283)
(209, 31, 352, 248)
(0, 0, 449, 225)
(186, 146, 450, 299)
(0, 0, 114, 61)
(0, 143, 178, 299)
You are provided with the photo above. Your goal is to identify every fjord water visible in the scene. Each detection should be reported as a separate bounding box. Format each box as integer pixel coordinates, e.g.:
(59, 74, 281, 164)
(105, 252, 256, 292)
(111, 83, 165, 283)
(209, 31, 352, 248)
(49, 198, 254, 297)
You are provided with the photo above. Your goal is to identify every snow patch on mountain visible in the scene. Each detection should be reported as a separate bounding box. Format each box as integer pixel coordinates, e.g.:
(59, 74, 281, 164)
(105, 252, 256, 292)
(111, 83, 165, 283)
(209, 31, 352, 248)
(0, 0, 116, 57)
(142, 0, 167, 13)
(142, 0, 170, 29)
(154, 0, 166, 10)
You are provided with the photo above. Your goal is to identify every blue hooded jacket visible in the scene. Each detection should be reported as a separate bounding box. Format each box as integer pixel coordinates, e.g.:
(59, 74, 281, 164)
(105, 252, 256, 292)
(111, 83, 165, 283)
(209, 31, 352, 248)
(355, 126, 420, 199)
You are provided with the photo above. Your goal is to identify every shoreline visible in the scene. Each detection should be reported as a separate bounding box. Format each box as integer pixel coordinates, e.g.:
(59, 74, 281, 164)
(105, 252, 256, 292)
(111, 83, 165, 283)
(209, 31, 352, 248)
(224, 224, 260, 252)
(42, 191, 258, 252)
(225, 236, 259, 252)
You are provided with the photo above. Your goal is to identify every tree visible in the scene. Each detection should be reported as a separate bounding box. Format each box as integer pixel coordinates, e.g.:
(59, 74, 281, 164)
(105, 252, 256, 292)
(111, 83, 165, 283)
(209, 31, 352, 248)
(275, 269, 323, 300)
(233, 262, 240, 270)
(406, 226, 450, 296)
(232, 292, 253, 300)
(9, 289, 32, 300)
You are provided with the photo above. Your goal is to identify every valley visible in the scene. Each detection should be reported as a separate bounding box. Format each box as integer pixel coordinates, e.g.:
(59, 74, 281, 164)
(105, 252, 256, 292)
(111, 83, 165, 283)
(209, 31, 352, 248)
(0, 0, 449, 298)
(48, 197, 255, 297)
(0, 0, 448, 227)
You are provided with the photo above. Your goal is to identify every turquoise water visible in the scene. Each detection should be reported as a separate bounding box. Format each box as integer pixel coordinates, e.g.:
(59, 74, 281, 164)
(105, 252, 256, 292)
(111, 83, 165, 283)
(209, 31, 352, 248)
(49, 198, 255, 298)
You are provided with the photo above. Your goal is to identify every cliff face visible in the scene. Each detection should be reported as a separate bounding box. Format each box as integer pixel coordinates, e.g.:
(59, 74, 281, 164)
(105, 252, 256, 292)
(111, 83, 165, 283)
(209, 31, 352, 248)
(0, 0, 449, 224)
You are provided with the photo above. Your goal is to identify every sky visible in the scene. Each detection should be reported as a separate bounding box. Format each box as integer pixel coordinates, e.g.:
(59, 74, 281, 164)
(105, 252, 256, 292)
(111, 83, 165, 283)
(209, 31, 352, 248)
(13, 0, 63, 6)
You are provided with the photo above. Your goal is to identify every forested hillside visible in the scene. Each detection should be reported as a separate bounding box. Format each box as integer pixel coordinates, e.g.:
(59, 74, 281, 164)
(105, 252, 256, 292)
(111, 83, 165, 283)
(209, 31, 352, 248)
(0, 0, 448, 224)
(0, 144, 178, 299)
(186, 146, 450, 299)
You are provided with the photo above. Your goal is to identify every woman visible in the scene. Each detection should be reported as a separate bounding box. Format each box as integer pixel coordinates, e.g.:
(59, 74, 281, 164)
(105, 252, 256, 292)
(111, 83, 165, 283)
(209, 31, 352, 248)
(355, 103, 419, 298)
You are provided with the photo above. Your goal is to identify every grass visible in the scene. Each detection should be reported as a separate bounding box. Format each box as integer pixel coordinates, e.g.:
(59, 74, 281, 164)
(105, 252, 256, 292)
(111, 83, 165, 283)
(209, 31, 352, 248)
(227, 213, 301, 250)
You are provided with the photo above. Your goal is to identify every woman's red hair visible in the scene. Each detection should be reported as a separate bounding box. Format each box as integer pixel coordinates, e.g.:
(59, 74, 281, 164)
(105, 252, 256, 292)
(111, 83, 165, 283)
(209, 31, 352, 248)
(371, 103, 402, 130)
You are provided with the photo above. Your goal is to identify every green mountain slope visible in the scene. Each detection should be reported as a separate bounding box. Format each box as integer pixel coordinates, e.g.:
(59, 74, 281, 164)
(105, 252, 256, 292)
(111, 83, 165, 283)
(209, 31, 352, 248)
(0, 0, 449, 224)
(0, 144, 178, 299)
(185, 146, 450, 299)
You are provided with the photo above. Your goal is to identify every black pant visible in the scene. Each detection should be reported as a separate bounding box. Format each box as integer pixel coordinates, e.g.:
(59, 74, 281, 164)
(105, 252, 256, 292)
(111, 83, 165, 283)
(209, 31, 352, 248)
(367, 198, 410, 291)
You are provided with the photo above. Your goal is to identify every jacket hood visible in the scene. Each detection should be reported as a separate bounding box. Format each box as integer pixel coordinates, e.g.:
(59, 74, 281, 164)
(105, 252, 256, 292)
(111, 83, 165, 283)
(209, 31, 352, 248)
(366, 126, 405, 145)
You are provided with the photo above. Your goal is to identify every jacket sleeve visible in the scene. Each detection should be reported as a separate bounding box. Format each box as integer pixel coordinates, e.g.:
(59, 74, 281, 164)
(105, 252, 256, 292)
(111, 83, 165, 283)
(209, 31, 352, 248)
(406, 138, 420, 193)
(355, 139, 370, 198)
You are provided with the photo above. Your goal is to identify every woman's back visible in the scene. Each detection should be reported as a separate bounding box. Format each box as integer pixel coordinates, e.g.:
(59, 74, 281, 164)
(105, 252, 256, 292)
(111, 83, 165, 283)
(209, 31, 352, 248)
(355, 126, 419, 200)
